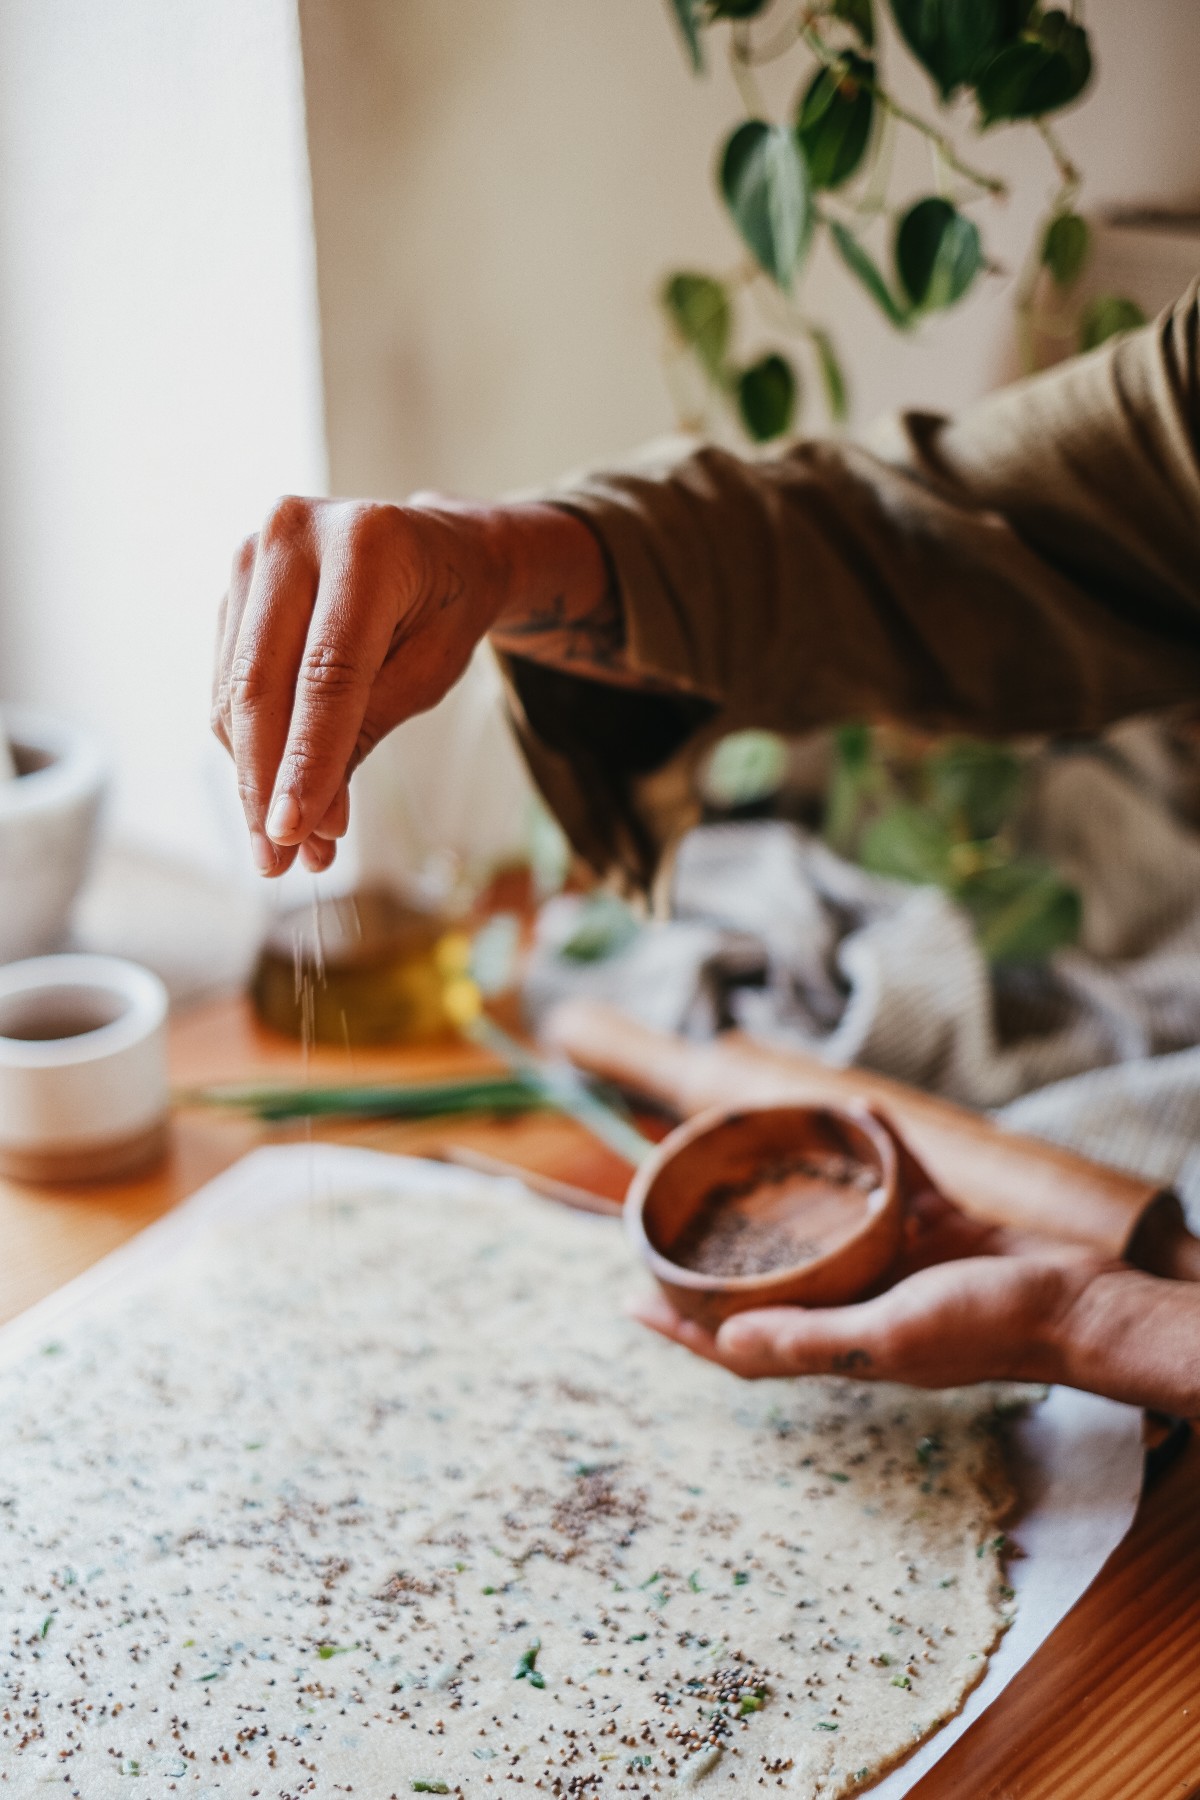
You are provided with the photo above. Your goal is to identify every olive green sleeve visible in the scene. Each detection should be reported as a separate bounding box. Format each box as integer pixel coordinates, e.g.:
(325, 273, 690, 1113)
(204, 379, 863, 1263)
(498, 282, 1200, 891)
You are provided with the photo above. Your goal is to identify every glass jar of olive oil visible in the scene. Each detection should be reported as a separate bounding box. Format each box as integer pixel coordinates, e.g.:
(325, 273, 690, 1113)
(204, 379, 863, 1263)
(252, 887, 480, 1046)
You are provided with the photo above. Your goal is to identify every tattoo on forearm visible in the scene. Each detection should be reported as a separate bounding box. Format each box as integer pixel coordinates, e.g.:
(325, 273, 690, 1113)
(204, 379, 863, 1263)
(491, 589, 627, 675)
(831, 1348, 873, 1373)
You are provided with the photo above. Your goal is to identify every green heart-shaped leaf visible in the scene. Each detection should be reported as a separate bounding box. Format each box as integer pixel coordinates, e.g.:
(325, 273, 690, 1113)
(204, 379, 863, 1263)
(925, 212, 982, 309)
(976, 12, 1091, 123)
(1041, 211, 1090, 287)
(859, 803, 956, 887)
(959, 860, 1081, 963)
(796, 52, 876, 191)
(736, 352, 798, 441)
(669, 0, 704, 71)
(830, 221, 911, 326)
(889, 0, 1014, 99)
(809, 326, 849, 423)
(704, 730, 790, 809)
(836, 721, 873, 776)
(895, 197, 982, 310)
(824, 721, 879, 853)
(832, 0, 875, 47)
(720, 120, 812, 290)
(1078, 293, 1147, 353)
(925, 739, 1022, 840)
(661, 272, 732, 381)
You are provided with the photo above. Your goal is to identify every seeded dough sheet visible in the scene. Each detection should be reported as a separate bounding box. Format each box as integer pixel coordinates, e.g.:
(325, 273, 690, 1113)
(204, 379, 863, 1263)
(1, 1145, 1143, 1797)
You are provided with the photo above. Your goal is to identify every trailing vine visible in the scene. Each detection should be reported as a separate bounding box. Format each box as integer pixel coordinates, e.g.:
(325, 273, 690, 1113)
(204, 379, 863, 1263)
(661, 0, 1145, 441)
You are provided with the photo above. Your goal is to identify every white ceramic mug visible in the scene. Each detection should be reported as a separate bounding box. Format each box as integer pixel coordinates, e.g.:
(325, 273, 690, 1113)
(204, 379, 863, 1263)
(0, 954, 169, 1183)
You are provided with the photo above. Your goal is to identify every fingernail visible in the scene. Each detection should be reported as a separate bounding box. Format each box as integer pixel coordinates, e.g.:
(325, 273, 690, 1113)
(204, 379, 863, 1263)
(299, 839, 334, 872)
(266, 791, 301, 842)
(716, 1319, 751, 1351)
(250, 831, 278, 876)
(624, 1292, 668, 1323)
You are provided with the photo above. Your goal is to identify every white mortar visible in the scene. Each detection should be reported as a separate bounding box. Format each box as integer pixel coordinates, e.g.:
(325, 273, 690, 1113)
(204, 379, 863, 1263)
(0, 707, 106, 965)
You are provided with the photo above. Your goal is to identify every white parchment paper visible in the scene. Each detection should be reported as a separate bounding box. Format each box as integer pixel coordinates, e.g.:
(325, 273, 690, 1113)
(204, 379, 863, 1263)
(1, 1144, 1146, 1797)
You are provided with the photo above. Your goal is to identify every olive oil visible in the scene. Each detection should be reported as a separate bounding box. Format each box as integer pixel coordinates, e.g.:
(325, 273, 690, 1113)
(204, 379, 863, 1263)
(252, 886, 479, 1045)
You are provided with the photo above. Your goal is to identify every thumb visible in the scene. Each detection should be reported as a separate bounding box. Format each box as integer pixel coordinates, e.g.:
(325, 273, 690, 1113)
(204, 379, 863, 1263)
(715, 1300, 894, 1380)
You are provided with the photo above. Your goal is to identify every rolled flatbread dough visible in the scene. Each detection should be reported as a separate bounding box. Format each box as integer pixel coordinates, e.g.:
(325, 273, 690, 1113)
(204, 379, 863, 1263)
(0, 1177, 1020, 1797)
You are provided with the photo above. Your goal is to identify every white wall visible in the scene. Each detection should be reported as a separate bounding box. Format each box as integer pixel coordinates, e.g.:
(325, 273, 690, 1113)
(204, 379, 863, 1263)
(300, 0, 1200, 497)
(0, 0, 327, 870)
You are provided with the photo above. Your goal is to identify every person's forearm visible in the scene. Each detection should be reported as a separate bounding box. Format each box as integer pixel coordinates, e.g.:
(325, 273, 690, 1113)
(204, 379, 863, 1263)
(528, 289, 1200, 745)
(488, 503, 640, 687)
(1052, 1267, 1200, 1416)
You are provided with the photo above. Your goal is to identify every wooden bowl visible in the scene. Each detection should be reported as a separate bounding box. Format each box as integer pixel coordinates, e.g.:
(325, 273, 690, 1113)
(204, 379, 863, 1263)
(626, 1102, 903, 1330)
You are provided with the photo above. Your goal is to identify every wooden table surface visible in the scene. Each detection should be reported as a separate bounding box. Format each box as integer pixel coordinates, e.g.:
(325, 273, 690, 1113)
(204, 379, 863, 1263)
(2, 993, 1198, 1800)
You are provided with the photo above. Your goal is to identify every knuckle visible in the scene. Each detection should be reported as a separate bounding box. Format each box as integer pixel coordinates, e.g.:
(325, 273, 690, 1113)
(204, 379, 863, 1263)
(280, 743, 320, 783)
(341, 501, 409, 577)
(261, 494, 315, 551)
(227, 652, 271, 713)
(347, 498, 400, 547)
(235, 772, 269, 813)
(299, 642, 367, 699)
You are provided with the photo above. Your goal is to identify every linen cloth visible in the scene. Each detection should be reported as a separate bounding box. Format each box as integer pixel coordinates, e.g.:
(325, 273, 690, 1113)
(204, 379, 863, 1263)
(524, 750, 1200, 1221)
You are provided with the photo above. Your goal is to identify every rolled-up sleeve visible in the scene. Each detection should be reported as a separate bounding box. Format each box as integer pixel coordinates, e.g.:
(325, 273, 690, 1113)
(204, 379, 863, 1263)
(498, 282, 1200, 893)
